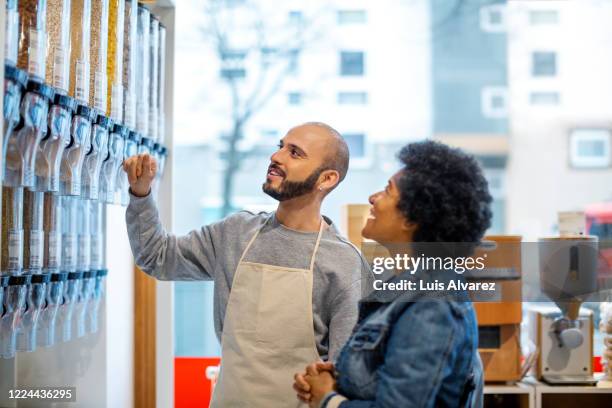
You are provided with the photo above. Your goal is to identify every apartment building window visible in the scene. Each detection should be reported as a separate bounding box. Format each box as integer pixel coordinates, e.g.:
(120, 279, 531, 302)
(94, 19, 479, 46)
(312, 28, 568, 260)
(529, 10, 559, 25)
(287, 92, 302, 106)
(481, 87, 508, 118)
(480, 4, 506, 32)
(344, 133, 366, 159)
(570, 129, 611, 168)
(337, 10, 367, 24)
(340, 51, 364, 76)
(337, 91, 368, 105)
(288, 10, 303, 25)
(532, 51, 557, 77)
(530, 91, 560, 106)
(220, 49, 247, 79)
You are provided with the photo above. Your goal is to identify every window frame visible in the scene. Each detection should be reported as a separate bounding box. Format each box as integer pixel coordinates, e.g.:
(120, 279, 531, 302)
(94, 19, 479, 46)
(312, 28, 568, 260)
(569, 128, 612, 169)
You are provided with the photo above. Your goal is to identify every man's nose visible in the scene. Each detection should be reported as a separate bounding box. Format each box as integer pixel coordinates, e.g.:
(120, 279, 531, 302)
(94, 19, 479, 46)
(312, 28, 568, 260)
(270, 149, 283, 164)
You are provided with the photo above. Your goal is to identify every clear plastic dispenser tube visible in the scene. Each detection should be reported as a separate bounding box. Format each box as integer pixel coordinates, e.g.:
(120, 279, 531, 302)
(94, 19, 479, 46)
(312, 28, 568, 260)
(37, 272, 66, 347)
(81, 114, 111, 200)
(3, 65, 28, 172)
(100, 124, 125, 204)
(0, 274, 31, 358)
(17, 272, 50, 351)
(32, 94, 77, 193)
(4, 80, 54, 188)
(60, 104, 95, 196)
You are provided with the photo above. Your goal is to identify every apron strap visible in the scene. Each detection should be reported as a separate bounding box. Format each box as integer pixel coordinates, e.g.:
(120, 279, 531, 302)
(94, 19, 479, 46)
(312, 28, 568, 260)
(308, 219, 325, 271)
(237, 223, 264, 264)
(239, 214, 325, 270)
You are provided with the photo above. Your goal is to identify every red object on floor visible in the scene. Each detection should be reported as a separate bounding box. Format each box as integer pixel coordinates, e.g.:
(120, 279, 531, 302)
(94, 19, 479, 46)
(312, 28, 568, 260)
(175, 357, 221, 408)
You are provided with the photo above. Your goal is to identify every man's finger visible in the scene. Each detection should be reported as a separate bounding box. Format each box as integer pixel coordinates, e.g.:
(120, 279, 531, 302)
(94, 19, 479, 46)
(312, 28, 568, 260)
(136, 154, 144, 178)
(305, 363, 319, 376)
(315, 361, 334, 372)
(127, 158, 139, 185)
(293, 373, 310, 392)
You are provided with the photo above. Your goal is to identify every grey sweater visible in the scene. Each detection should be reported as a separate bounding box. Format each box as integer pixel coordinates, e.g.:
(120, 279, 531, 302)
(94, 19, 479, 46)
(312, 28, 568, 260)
(125, 192, 370, 360)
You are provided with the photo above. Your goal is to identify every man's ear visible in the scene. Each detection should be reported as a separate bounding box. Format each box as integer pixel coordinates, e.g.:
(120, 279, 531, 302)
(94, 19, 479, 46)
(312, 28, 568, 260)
(318, 169, 340, 191)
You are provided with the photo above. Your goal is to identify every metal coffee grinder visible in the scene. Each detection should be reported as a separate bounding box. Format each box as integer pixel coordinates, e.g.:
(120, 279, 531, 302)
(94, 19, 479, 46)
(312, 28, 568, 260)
(528, 236, 599, 385)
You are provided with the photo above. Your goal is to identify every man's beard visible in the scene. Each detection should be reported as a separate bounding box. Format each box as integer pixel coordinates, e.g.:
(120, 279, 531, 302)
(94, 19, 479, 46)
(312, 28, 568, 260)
(262, 166, 325, 201)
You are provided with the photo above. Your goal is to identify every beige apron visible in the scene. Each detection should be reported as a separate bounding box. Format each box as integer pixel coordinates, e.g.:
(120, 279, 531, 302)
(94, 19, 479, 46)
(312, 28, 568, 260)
(210, 217, 324, 408)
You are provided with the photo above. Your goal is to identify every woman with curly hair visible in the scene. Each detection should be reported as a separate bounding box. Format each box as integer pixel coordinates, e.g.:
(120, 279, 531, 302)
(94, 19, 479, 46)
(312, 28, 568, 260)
(293, 140, 492, 408)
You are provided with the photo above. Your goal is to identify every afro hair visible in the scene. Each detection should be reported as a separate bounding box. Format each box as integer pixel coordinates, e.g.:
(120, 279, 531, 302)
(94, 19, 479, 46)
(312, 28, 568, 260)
(396, 140, 493, 245)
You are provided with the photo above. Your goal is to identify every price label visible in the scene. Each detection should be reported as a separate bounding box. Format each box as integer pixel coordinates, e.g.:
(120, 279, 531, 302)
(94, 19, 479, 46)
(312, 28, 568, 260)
(78, 235, 91, 269)
(53, 46, 67, 90)
(28, 29, 41, 77)
(91, 235, 101, 268)
(75, 60, 89, 102)
(8, 229, 23, 270)
(29, 230, 44, 270)
(94, 71, 107, 113)
(63, 234, 76, 269)
(48, 232, 61, 268)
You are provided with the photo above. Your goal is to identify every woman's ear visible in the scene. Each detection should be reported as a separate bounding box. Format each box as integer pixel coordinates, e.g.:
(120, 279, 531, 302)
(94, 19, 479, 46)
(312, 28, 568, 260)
(401, 220, 417, 238)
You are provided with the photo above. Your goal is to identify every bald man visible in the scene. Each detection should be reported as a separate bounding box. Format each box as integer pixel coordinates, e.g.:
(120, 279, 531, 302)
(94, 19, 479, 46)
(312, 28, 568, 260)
(124, 123, 369, 407)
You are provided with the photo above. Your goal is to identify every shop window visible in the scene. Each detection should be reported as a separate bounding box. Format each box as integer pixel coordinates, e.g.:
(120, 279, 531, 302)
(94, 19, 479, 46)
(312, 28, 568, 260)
(570, 128, 611, 168)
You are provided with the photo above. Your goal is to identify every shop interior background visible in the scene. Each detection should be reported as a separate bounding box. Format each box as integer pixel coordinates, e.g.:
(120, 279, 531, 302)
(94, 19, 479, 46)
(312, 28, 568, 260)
(171, 0, 612, 367)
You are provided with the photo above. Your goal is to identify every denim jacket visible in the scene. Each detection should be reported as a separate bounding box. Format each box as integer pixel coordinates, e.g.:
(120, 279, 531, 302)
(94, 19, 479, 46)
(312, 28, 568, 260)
(327, 270, 483, 408)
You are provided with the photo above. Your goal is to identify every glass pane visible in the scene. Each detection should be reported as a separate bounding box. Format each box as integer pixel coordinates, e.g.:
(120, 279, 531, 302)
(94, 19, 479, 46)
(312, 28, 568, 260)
(340, 51, 364, 76)
(532, 51, 557, 76)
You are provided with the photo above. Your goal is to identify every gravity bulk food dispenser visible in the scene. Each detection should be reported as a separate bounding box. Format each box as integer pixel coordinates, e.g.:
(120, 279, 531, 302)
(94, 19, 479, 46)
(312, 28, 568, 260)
(149, 15, 159, 142)
(90, 0, 110, 113)
(5, 0, 20, 66)
(17, 0, 48, 81)
(60, 104, 95, 196)
(123, 0, 137, 130)
(107, 0, 125, 123)
(4, 80, 54, 188)
(32, 94, 76, 192)
(23, 190, 45, 273)
(88, 200, 105, 334)
(87, 269, 106, 334)
(3, 65, 28, 166)
(69, 0, 92, 104)
(100, 124, 125, 203)
(1, 187, 24, 274)
(0, 274, 31, 358)
(56, 196, 80, 342)
(37, 271, 66, 347)
(81, 114, 111, 200)
(158, 23, 166, 144)
(117, 130, 140, 206)
(136, 5, 150, 137)
(16, 272, 50, 352)
(46, 0, 72, 93)
(73, 199, 93, 337)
